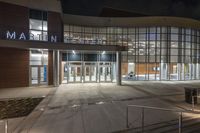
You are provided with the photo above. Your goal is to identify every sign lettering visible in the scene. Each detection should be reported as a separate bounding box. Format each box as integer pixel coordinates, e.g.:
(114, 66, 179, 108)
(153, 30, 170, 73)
(6, 31, 16, 39)
(4, 30, 58, 43)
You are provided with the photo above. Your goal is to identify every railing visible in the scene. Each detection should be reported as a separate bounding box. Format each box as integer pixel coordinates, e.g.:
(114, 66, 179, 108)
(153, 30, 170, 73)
(126, 105, 200, 133)
(0, 120, 8, 133)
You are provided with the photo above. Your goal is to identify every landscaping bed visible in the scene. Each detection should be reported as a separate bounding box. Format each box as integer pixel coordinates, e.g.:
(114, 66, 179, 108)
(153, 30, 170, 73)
(0, 97, 43, 119)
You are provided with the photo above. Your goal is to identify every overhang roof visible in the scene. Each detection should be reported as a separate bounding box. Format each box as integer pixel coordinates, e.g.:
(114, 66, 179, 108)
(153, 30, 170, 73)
(0, 39, 126, 51)
(63, 14, 200, 29)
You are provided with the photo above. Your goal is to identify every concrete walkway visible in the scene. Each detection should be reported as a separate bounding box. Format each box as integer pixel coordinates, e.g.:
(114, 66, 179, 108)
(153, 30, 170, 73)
(3, 81, 200, 133)
(0, 86, 52, 99)
(0, 86, 53, 133)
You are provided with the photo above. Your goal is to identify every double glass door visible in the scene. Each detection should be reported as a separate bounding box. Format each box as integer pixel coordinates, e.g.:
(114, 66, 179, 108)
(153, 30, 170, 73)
(31, 65, 47, 85)
(99, 65, 112, 82)
(64, 62, 113, 83)
(68, 65, 82, 83)
(84, 63, 97, 82)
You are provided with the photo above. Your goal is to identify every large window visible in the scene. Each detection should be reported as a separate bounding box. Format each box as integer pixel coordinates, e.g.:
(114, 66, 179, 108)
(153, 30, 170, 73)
(29, 9, 48, 41)
(63, 25, 200, 81)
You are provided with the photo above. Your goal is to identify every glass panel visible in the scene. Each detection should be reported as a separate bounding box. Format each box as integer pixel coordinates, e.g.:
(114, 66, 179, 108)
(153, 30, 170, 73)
(64, 25, 70, 31)
(100, 67, 105, 81)
(75, 67, 81, 82)
(63, 64, 68, 83)
(160, 63, 168, 80)
(171, 27, 179, 34)
(43, 21, 48, 31)
(30, 49, 48, 65)
(30, 9, 42, 20)
(150, 27, 156, 33)
(171, 34, 178, 41)
(30, 19, 42, 30)
(73, 26, 82, 32)
(69, 66, 75, 82)
(106, 67, 112, 81)
(85, 66, 90, 82)
(148, 63, 156, 80)
(91, 66, 97, 82)
(40, 66, 47, 84)
(170, 63, 178, 80)
(139, 28, 146, 33)
(31, 67, 38, 84)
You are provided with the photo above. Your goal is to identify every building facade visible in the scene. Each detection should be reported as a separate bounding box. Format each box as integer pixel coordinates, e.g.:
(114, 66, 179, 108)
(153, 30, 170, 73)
(1, 1, 200, 88)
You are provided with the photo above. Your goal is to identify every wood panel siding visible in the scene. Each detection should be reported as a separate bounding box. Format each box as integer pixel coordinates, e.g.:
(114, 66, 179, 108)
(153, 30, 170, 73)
(0, 48, 29, 88)
(0, 2, 29, 40)
(48, 50, 53, 85)
(48, 11, 63, 42)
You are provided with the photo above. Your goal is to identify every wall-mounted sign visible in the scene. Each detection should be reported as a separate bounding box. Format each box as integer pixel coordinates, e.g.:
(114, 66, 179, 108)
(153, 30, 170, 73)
(5, 31, 57, 43)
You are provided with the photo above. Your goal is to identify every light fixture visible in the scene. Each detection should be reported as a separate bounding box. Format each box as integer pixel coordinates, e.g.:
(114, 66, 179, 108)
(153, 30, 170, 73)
(102, 51, 106, 54)
(129, 63, 134, 65)
(72, 50, 76, 55)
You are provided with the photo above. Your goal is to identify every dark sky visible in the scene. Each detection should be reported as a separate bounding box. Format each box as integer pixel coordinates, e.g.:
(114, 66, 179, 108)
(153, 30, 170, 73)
(61, 0, 200, 19)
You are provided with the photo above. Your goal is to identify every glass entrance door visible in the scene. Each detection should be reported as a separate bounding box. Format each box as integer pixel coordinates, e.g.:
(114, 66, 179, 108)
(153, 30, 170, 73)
(99, 65, 112, 82)
(63, 62, 113, 83)
(31, 67, 39, 85)
(31, 65, 47, 85)
(68, 65, 82, 83)
(84, 64, 97, 82)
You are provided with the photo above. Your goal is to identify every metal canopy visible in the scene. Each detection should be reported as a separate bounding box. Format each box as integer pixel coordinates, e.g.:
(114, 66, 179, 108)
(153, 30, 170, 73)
(0, 39, 126, 51)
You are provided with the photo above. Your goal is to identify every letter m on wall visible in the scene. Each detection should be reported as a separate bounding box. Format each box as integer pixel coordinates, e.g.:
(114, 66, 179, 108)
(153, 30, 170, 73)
(6, 31, 16, 39)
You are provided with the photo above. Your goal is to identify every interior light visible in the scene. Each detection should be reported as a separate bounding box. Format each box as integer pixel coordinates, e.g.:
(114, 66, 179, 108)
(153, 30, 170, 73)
(38, 26, 43, 30)
(72, 50, 76, 55)
(102, 51, 106, 54)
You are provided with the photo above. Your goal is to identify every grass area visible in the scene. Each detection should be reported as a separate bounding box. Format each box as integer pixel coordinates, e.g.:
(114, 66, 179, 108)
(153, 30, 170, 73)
(0, 97, 43, 119)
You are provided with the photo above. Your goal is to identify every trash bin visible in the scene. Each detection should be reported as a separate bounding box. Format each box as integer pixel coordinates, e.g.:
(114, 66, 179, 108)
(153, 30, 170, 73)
(184, 88, 198, 104)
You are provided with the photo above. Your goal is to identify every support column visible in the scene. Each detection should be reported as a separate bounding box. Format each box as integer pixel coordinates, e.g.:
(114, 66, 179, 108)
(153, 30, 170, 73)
(53, 50, 60, 87)
(116, 51, 121, 85)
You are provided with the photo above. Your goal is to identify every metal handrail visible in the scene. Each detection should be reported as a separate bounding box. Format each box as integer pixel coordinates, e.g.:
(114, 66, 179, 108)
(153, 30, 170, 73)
(126, 105, 200, 133)
(128, 104, 200, 114)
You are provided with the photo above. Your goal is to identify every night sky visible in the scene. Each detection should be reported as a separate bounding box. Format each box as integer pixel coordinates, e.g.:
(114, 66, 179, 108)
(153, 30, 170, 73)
(61, 0, 200, 20)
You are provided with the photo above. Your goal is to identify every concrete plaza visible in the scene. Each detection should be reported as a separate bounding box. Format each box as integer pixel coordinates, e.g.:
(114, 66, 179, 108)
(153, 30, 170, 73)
(2, 81, 200, 133)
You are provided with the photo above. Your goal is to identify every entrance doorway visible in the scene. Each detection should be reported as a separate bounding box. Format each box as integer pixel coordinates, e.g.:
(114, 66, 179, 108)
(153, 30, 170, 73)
(99, 63, 112, 82)
(30, 65, 47, 85)
(62, 62, 114, 83)
(68, 64, 82, 83)
(84, 62, 97, 82)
